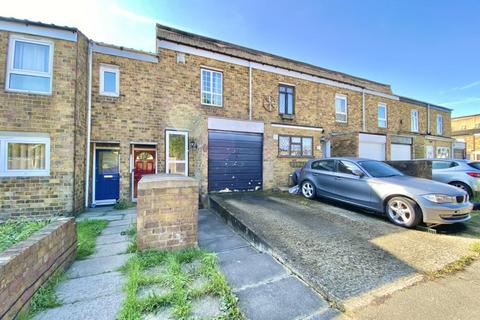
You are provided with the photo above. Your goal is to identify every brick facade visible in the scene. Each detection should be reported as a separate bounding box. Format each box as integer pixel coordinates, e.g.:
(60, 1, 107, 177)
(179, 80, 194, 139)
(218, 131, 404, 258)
(0, 26, 88, 219)
(452, 114, 480, 160)
(0, 18, 454, 216)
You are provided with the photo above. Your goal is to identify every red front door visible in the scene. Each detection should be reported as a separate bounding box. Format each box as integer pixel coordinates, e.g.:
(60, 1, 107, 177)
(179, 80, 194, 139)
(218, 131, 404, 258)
(133, 149, 156, 198)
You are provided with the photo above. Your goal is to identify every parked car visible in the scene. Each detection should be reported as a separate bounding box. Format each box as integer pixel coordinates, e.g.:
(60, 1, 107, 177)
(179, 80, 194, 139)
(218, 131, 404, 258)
(298, 157, 472, 228)
(429, 159, 480, 198)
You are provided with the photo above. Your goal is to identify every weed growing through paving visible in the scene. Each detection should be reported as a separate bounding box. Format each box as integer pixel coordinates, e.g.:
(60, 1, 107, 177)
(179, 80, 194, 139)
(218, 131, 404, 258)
(17, 269, 64, 320)
(114, 199, 137, 210)
(118, 249, 244, 320)
(124, 223, 138, 253)
(76, 219, 109, 259)
(0, 219, 50, 253)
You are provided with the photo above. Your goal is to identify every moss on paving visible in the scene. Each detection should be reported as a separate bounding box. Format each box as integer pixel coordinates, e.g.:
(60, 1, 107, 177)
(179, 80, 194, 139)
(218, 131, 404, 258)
(114, 199, 137, 210)
(118, 249, 244, 320)
(76, 219, 109, 259)
(0, 219, 50, 253)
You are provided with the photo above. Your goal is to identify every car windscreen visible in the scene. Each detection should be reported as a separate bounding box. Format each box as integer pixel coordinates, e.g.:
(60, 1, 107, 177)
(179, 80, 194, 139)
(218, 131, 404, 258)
(358, 160, 403, 178)
(468, 162, 480, 170)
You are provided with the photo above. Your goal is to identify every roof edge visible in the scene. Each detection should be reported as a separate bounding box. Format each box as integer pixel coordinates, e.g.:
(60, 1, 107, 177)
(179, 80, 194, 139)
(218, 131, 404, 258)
(399, 96, 452, 112)
(156, 23, 392, 93)
(0, 16, 77, 33)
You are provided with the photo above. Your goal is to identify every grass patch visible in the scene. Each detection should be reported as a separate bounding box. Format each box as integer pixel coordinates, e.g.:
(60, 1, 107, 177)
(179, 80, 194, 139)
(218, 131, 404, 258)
(114, 199, 136, 210)
(426, 242, 480, 279)
(17, 269, 64, 320)
(118, 248, 244, 320)
(76, 220, 109, 259)
(0, 219, 50, 253)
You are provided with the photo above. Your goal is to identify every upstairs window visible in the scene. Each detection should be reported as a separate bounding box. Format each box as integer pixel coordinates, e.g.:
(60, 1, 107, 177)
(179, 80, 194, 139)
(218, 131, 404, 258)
(278, 135, 313, 157)
(201, 68, 222, 106)
(475, 123, 480, 129)
(0, 132, 50, 177)
(6, 36, 53, 94)
(436, 115, 443, 135)
(378, 103, 387, 128)
(411, 110, 419, 132)
(278, 84, 295, 115)
(335, 94, 347, 123)
(100, 65, 120, 97)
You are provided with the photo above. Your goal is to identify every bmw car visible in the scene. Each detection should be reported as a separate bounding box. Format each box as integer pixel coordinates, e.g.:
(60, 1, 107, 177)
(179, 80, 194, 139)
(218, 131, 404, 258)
(298, 157, 472, 227)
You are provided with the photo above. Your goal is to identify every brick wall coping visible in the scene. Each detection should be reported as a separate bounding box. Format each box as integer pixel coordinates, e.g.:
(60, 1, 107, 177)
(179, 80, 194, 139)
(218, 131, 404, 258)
(138, 174, 198, 189)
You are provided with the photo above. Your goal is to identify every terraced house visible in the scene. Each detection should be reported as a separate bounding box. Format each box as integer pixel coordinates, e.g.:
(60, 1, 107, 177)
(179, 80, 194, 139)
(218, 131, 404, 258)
(452, 113, 480, 160)
(0, 17, 454, 218)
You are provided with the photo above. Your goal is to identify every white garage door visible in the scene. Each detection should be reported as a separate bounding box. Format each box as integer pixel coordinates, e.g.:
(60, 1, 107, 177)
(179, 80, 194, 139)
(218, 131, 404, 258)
(391, 144, 411, 161)
(359, 134, 386, 161)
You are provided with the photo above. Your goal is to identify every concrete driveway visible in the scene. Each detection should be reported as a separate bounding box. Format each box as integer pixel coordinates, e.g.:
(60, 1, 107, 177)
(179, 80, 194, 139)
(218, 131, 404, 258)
(209, 192, 477, 312)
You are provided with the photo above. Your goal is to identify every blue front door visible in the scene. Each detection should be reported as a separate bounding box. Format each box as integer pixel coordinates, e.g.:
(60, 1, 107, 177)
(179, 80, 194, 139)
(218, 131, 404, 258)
(95, 149, 120, 203)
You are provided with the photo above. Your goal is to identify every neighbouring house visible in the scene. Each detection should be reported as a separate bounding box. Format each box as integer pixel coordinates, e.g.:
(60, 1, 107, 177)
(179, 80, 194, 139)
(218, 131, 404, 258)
(0, 17, 454, 218)
(452, 113, 480, 160)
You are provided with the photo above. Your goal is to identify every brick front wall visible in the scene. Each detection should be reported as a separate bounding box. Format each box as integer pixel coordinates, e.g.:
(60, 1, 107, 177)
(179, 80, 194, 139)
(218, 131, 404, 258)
(0, 30, 88, 218)
(0, 218, 76, 319)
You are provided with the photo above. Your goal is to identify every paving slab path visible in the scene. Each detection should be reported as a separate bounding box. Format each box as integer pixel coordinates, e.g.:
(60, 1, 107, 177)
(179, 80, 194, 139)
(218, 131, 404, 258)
(34, 207, 136, 320)
(199, 209, 338, 320)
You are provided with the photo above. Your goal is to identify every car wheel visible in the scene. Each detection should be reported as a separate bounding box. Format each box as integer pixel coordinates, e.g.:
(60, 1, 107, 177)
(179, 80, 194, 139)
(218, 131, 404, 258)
(385, 197, 422, 228)
(301, 181, 316, 199)
(449, 182, 473, 198)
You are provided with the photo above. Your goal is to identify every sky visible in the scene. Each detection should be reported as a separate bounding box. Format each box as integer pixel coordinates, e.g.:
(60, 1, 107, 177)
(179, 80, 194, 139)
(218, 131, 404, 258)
(2, 0, 479, 117)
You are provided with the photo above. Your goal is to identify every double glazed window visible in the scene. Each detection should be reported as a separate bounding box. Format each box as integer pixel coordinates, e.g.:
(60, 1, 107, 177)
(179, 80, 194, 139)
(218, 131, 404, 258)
(100, 65, 120, 96)
(278, 84, 294, 115)
(201, 68, 223, 106)
(335, 94, 347, 122)
(378, 103, 387, 128)
(6, 36, 53, 94)
(0, 133, 50, 177)
(278, 135, 313, 157)
(436, 115, 443, 135)
(411, 110, 419, 132)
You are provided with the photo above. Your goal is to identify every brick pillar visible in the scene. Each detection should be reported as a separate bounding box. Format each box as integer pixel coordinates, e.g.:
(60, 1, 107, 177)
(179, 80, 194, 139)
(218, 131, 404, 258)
(137, 174, 198, 250)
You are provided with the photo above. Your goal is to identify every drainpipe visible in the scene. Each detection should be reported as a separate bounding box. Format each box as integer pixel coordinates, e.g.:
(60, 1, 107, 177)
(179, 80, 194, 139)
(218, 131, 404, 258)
(84, 41, 93, 208)
(362, 88, 366, 132)
(427, 104, 431, 134)
(248, 62, 252, 120)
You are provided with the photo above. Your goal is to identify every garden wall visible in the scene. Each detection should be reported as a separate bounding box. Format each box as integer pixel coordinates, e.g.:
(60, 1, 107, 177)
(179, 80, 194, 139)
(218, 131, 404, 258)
(0, 218, 76, 319)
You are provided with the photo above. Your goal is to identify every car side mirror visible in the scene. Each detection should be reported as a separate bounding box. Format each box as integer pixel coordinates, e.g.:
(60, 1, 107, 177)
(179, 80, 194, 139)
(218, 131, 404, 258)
(352, 169, 364, 177)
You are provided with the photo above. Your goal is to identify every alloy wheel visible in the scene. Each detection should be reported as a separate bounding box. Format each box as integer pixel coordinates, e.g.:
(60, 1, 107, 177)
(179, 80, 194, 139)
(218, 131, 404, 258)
(387, 199, 413, 225)
(302, 182, 314, 198)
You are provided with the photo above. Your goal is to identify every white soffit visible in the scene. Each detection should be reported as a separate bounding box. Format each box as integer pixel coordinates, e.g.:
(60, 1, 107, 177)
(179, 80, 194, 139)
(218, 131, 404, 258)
(93, 43, 158, 63)
(208, 117, 264, 133)
(271, 123, 324, 132)
(158, 40, 399, 101)
(0, 21, 77, 42)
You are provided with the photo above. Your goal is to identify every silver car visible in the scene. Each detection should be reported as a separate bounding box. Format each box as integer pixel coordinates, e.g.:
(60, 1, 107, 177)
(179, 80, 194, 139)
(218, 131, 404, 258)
(298, 157, 472, 228)
(431, 159, 480, 198)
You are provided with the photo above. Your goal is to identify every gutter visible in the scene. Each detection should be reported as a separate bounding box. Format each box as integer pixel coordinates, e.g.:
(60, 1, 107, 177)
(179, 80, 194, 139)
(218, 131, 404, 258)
(84, 40, 93, 208)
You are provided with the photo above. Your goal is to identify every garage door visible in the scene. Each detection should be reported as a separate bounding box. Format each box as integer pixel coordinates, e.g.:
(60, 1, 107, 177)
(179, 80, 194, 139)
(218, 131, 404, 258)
(359, 134, 386, 161)
(391, 144, 411, 161)
(208, 130, 263, 192)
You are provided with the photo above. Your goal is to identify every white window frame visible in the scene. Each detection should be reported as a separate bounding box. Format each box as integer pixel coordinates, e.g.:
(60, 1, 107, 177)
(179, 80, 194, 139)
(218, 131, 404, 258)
(411, 110, 419, 132)
(378, 103, 387, 128)
(200, 68, 223, 107)
(5, 35, 54, 95)
(436, 146, 450, 159)
(99, 64, 120, 97)
(165, 130, 188, 176)
(436, 114, 443, 135)
(335, 94, 348, 123)
(0, 132, 50, 177)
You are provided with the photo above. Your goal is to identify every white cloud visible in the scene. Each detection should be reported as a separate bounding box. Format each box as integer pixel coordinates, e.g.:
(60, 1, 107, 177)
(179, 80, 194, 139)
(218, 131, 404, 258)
(441, 80, 480, 94)
(110, 4, 157, 25)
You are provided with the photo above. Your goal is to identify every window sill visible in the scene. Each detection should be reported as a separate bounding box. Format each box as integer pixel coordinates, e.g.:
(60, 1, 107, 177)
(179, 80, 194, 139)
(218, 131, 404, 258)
(99, 92, 120, 97)
(280, 114, 295, 120)
(200, 103, 223, 108)
(5, 88, 52, 96)
(0, 171, 50, 178)
(278, 155, 314, 159)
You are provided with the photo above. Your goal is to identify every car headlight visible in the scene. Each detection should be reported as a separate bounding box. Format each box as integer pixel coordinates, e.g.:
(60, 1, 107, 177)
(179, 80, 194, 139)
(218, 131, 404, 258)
(422, 194, 457, 204)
